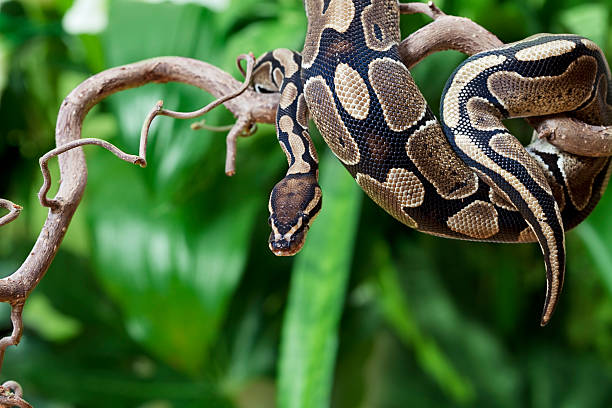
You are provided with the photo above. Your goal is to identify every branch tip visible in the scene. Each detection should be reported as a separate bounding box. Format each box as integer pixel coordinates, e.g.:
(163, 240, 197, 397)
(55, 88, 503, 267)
(0, 199, 22, 227)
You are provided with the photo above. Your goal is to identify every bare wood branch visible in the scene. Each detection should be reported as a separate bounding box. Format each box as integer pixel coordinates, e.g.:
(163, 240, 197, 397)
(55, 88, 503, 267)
(398, 3, 612, 156)
(399, 14, 503, 69)
(0, 303, 23, 372)
(0, 56, 279, 304)
(528, 116, 612, 156)
(0, 378, 31, 408)
(0, 200, 22, 228)
(399, 1, 445, 19)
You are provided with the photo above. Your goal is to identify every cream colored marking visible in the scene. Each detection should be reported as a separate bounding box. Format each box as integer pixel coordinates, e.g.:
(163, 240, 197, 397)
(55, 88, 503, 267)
(279, 115, 311, 174)
(528, 146, 566, 211)
(303, 130, 319, 167)
(489, 188, 517, 211)
(466, 96, 505, 132)
(446, 200, 499, 239)
(576, 74, 608, 124)
(489, 133, 553, 195)
(304, 186, 322, 215)
(581, 38, 600, 51)
(368, 57, 426, 132)
(455, 131, 563, 322)
(515, 40, 576, 61)
(558, 153, 608, 211)
(406, 120, 478, 199)
(302, 0, 356, 68)
(443, 54, 507, 128)
(600, 162, 612, 197)
(283, 216, 304, 241)
(488, 55, 597, 117)
(361, 0, 400, 52)
(356, 168, 424, 228)
(279, 82, 298, 109)
(304, 76, 360, 165)
(334, 63, 370, 120)
(273, 68, 284, 89)
(252, 60, 275, 91)
(296, 95, 309, 128)
(518, 226, 537, 242)
(273, 49, 299, 78)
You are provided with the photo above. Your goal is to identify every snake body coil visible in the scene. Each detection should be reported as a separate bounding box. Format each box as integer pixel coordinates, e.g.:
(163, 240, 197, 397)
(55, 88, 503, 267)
(252, 0, 612, 325)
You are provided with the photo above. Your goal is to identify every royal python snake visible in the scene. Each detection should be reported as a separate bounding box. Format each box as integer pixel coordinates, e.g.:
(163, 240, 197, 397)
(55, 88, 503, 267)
(251, 0, 612, 325)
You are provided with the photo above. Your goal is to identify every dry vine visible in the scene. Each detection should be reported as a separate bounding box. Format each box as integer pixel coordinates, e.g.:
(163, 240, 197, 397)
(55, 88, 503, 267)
(1, 2, 611, 404)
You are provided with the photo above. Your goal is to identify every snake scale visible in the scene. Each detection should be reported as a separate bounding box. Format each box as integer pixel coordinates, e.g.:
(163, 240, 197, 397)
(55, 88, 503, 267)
(251, 0, 612, 325)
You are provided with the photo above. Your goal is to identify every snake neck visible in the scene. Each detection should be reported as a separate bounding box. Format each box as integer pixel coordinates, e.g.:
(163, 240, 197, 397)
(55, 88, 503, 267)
(302, 0, 400, 69)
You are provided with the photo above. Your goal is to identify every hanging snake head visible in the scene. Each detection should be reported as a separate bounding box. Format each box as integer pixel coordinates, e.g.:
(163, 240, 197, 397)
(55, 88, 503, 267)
(252, 52, 281, 94)
(268, 174, 322, 256)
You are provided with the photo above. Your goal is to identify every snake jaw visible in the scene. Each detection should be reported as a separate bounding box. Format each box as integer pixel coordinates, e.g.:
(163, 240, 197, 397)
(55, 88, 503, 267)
(268, 224, 309, 256)
(267, 174, 322, 256)
(268, 212, 312, 256)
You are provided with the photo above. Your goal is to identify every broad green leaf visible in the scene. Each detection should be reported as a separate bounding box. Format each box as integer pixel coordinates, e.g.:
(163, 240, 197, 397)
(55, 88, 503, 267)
(576, 187, 612, 296)
(372, 240, 475, 404)
(559, 4, 608, 46)
(277, 149, 362, 408)
(87, 149, 261, 374)
(23, 293, 82, 342)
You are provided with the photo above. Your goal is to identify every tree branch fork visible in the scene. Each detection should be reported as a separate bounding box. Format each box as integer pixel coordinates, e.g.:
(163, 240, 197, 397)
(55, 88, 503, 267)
(1, 2, 611, 404)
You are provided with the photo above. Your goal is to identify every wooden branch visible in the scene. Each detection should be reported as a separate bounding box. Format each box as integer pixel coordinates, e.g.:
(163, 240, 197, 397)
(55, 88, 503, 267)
(0, 200, 21, 228)
(398, 3, 612, 156)
(0, 56, 278, 302)
(0, 58, 279, 401)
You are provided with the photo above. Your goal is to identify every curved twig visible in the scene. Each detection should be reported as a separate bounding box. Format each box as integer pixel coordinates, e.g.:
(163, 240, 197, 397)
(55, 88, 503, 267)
(0, 379, 32, 408)
(0, 200, 22, 228)
(0, 56, 279, 303)
(139, 54, 257, 175)
(0, 303, 24, 373)
(399, 1, 445, 19)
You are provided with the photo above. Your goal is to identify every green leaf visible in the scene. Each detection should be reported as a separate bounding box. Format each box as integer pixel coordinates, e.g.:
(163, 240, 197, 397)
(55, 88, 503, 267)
(23, 293, 82, 342)
(575, 195, 612, 297)
(372, 241, 475, 404)
(277, 149, 362, 408)
(559, 4, 608, 46)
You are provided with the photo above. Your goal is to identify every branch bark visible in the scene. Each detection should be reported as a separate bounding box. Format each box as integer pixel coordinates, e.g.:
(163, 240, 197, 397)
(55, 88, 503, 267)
(397, 5, 612, 156)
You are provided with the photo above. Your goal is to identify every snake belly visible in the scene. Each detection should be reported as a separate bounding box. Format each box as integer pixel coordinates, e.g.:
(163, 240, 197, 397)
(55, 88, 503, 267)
(252, 0, 612, 325)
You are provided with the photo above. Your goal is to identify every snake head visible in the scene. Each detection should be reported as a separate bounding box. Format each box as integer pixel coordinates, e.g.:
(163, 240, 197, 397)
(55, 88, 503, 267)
(268, 174, 322, 256)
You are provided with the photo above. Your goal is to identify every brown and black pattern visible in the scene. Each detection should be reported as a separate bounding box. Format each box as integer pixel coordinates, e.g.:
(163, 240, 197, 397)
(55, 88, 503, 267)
(252, 50, 322, 256)
(252, 1, 611, 325)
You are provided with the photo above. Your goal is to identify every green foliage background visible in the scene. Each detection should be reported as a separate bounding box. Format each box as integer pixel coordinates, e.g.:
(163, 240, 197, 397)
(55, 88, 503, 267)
(1, 0, 612, 406)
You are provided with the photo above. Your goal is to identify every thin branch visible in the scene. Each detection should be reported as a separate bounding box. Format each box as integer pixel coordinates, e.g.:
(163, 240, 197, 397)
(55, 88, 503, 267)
(528, 116, 612, 156)
(0, 200, 22, 228)
(399, 14, 503, 69)
(399, 1, 445, 19)
(139, 54, 257, 177)
(38, 138, 147, 209)
(0, 56, 279, 304)
(190, 119, 234, 132)
(224, 115, 251, 176)
(0, 379, 31, 408)
(0, 303, 24, 372)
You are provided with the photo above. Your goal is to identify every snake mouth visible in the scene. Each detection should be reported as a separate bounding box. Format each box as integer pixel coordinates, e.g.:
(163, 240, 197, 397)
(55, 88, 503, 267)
(268, 227, 308, 256)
